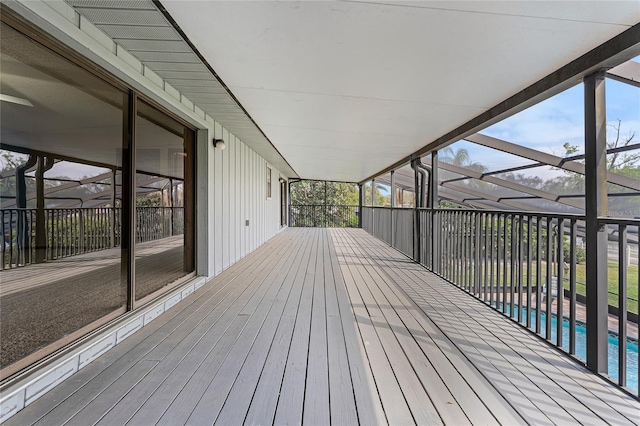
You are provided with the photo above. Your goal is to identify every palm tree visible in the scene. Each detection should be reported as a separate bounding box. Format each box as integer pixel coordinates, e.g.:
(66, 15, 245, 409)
(439, 147, 486, 173)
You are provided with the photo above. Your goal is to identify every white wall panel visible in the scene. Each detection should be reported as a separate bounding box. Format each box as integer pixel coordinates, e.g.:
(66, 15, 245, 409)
(206, 128, 284, 279)
(229, 134, 236, 266)
(213, 121, 224, 275)
(222, 128, 230, 270)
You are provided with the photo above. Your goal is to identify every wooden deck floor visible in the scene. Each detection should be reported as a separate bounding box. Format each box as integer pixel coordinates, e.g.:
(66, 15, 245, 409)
(6, 228, 639, 425)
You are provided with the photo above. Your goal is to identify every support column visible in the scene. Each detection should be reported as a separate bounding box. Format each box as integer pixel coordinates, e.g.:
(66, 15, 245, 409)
(169, 178, 174, 237)
(584, 70, 608, 374)
(122, 91, 137, 311)
(390, 171, 395, 247)
(371, 179, 375, 206)
(358, 184, 363, 228)
(110, 168, 116, 248)
(412, 160, 420, 262)
(15, 155, 37, 265)
(371, 179, 376, 236)
(431, 150, 440, 273)
(35, 156, 54, 263)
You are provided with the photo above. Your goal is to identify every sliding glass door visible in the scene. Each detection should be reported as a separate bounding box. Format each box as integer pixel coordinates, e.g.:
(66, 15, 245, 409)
(0, 17, 196, 380)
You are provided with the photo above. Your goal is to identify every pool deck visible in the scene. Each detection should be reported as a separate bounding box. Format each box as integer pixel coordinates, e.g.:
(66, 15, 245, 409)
(5, 228, 639, 425)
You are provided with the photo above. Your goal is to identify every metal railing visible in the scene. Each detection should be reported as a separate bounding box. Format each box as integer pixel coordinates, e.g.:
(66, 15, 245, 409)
(362, 206, 639, 394)
(1, 207, 185, 270)
(289, 205, 359, 228)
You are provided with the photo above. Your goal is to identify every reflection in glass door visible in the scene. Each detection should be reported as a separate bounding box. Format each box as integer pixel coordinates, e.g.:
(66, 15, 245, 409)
(134, 101, 195, 302)
(0, 21, 126, 375)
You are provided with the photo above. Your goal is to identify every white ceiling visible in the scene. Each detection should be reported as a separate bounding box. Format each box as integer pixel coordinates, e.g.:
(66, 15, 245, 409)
(159, 1, 639, 183)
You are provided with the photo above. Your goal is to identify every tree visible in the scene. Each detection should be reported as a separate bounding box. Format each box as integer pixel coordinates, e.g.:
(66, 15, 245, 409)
(438, 147, 488, 207)
(439, 147, 487, 173)
(548, 120, 639, 215)
(290, 180, 360, 227)
(290, 180, 358, 206)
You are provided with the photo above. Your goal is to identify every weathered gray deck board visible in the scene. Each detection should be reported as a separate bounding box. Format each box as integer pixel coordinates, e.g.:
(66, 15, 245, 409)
(327, 230, 387, 426)
(323, 231, 359, 426)
(338, 231, 476, 425)
(349, 229, 640, 425)
(7, 228, 639, 426)
(155, 231, 307, 426)
(337, 237, 416, 425)
(301, 229, 331, 426)
(272, 229, 319, 426)
(223, 228, 315, 426)
(338, 232, 445, 425)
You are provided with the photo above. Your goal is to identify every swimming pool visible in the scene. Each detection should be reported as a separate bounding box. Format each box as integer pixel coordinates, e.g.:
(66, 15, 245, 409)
(496, 304, 638, 393)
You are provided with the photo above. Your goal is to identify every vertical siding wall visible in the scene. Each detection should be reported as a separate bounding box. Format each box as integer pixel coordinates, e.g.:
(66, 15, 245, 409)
(210, 125, 282, 277)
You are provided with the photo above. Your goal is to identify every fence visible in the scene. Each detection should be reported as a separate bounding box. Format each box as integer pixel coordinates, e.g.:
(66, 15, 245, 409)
(363, 206, 639, 393)
(289, 205, 359, 228)
(1, 207, 185, 270)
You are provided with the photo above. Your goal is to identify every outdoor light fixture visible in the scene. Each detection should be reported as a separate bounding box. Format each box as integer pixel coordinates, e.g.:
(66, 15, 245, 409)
(279, 178, 286, 183)
(212, 138, 226, 150)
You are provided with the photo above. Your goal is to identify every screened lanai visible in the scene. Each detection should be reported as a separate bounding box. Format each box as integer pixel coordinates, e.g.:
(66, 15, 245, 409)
(1, 1, 639, 424)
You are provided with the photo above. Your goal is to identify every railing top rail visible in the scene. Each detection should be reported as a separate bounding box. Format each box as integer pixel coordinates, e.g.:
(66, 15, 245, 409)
(598, 217, 640, 226)
(415, 207, 586, 221)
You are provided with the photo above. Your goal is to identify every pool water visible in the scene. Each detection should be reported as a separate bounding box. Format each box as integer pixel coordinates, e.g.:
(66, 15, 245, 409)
(496, 304, 638, 393)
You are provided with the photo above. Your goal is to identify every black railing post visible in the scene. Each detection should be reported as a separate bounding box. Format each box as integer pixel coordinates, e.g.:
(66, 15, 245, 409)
(412, 160, 420, 262)
(358, 184, 363, 228)
(122, 90, 137, 311)
(474, 212, 481, 295)
(110, 169, 117, 247)
(431, 150, 439, 273)
(584, 70, 608, 374)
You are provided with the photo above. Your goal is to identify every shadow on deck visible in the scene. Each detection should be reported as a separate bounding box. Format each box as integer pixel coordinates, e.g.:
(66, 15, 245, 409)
(6, 228, 639, 425)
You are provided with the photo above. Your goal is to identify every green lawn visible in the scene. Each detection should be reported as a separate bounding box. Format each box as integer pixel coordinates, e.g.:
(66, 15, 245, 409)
(476, 261, 639, 314)
(573, 262, 639, 315)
